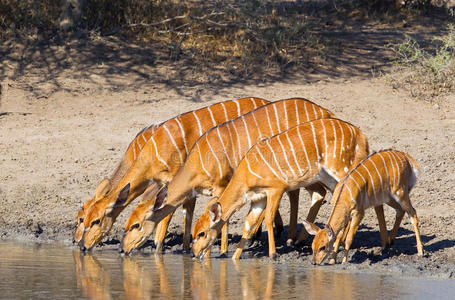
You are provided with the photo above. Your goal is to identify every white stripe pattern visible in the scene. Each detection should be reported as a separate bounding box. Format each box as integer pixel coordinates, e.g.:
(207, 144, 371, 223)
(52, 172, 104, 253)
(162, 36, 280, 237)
(151, 136, 170, 169)
(163, 123, 183, 165)
(192, 111, 203, 136)
(197, 143, 212, 178)
(207, 106, 217, 127)
(175, 118, 189, 155)
(206, 136, 222, 179)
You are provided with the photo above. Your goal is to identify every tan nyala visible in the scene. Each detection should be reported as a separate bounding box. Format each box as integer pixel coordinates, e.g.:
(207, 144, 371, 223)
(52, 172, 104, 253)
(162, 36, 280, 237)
(74, 124, 159, 244)
(303, 150, 423, 265)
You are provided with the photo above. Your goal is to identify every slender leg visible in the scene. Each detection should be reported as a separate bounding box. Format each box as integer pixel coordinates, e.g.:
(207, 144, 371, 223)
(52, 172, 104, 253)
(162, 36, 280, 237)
(220, 223, 229, 256)
(341, 210, 364, 263)
(274, 210, 284, 239)
(386, 198, 405, 247)
(329, 219, 351, 264)
(297, 184, 326, 243)
(287, 189, 299, 245)
(232, 200, 267, 260)
(154, 211, 175, 253)
(374, 205, 388, 249)
(265, 188, 285, 260)
(182, 197, 196, 251)
(400, 192, 424, 256)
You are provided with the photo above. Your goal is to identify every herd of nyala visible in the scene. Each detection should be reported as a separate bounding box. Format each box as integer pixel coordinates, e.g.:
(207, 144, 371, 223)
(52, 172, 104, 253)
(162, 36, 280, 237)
(75, 97, 423, 265)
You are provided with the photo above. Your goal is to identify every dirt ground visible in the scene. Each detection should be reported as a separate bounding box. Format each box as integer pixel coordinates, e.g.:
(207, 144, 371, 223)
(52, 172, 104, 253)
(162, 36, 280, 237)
(1, 16, 454, 279)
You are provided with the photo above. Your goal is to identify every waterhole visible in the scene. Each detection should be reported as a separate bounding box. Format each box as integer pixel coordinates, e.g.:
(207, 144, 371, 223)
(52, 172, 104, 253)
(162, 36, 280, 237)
(0, 242, 453, 299)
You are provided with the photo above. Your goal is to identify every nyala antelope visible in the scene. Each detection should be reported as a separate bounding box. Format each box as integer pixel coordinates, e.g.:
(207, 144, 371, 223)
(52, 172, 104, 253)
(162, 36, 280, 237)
(303, 150, 423, 265)
(74, 124, 159, 244)
(192, 118, 369, 260)
(80, 97, 270, 251)
(126, 98, 334, 255)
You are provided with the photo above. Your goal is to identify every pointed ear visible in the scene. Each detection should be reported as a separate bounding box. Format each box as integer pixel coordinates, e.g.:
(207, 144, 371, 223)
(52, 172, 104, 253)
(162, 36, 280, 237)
(209, 202, 222, 226)
(302, 220, 321, 236)
(325, 224, 335, 241)
(95, 179, 111, 200)
(152, 186, 168, 211)
(111, 183, 130, 209)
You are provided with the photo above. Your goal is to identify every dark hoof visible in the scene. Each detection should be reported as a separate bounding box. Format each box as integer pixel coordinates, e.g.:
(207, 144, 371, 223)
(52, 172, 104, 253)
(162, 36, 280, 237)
(270, 253, 278, 261)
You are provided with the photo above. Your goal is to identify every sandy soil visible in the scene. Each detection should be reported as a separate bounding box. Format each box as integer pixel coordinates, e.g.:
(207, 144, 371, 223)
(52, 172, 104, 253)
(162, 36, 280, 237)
(1, 18, 454, 279)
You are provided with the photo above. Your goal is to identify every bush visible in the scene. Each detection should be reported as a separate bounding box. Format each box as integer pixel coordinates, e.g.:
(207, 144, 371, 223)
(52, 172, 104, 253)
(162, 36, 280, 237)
(387, 25, 455, 100)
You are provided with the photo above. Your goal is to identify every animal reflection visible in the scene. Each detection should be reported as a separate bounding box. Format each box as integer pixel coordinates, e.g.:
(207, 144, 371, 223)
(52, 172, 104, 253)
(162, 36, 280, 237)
(73, 251, 112, 300)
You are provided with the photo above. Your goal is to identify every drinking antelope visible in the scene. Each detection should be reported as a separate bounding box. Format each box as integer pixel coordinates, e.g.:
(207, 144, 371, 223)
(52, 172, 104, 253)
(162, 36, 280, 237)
(125, 98, 334, 255)
(192, 118, 369, 260)
(74, 124, 159, 244)
(303, 150, 423, 265)
(80, 97, 270, 251)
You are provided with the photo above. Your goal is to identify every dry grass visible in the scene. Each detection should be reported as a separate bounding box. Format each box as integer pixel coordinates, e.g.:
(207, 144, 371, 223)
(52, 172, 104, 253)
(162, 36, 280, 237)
(386, 24, 455, 100)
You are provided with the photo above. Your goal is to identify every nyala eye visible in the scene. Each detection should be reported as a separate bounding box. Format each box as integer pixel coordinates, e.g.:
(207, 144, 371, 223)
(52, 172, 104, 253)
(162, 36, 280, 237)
(79, 217, 84, 223)
(320, 246, 326, 251)
(198, 232, 205, 238)
(91, 219, 101, 227)
(131, 223, 140, 230)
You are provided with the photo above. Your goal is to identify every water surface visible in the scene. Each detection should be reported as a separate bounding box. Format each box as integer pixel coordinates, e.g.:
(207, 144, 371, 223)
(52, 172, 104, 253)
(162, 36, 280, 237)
(0, 242, 453, 299)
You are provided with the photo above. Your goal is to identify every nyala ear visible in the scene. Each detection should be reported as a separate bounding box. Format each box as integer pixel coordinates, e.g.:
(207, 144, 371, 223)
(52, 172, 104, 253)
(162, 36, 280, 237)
(95, 178, 111, 200)
(209, 202, 222, 226)
(152, 186, 168, 211)
(325, 224, 335, 241)
(111, 183, 130, 209)
(302, 220, 321, 236)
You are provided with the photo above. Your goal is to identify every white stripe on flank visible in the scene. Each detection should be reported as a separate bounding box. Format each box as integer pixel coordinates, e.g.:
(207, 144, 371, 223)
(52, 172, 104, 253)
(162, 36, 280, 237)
(241, 115, 252, 149)
(251, 98, 258, 109)
(384, 151, 396, 187)
(265, 105, 274, 136)
(245, 156, 264, 179)
(277, 134, 296, 177)
(133, 140, 137, 160)
(256, 145, 283, 180)
(206, 136, 222, 179)
(285, 131, 303, 176)
(361, 161, 377, 200)
(151, 136, 169, 169)
(353, 169, 368, 208)
(226, 124, 238, 166)
(232, 121, 243, 163)
(331, 119, 337, 158)
(197, 143, 212, 178)
(318, 106, 325, 117)
(283, 101, 289, 129)
(234, 99, 241, 116)
(296, 126, 312, 171)
(344, 182, 355, 203)
(175, 118, 188, 155)
(389, 151, 401, 188)
(217, 127, 233, 168)
(338, 121, 345, 159)
(294, 99, 300, 124)
(370, 156, 384, 198)
(220, 102, 229, 122)
(272, 104, 281, 132)
(266, 140, 288, 180)
(251, 111, 262, 139)
(320, 119, 328, 160)
(207, 106, 217, 127)
(378, 152, 390, 186)
(163, 123, 183, 165)
(310, 122, 320, 162)
(303, 101, 310, 122)
(347, 124, 355, 147)
(141, 132, 147, 144)
(311, 104, 318, 121)
(192, 111, 203, 135)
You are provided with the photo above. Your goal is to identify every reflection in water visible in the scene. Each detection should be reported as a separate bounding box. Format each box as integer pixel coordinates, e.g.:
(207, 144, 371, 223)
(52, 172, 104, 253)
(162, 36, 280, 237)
(0, 243, 453, 299)
(73, 251, 112, 300)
